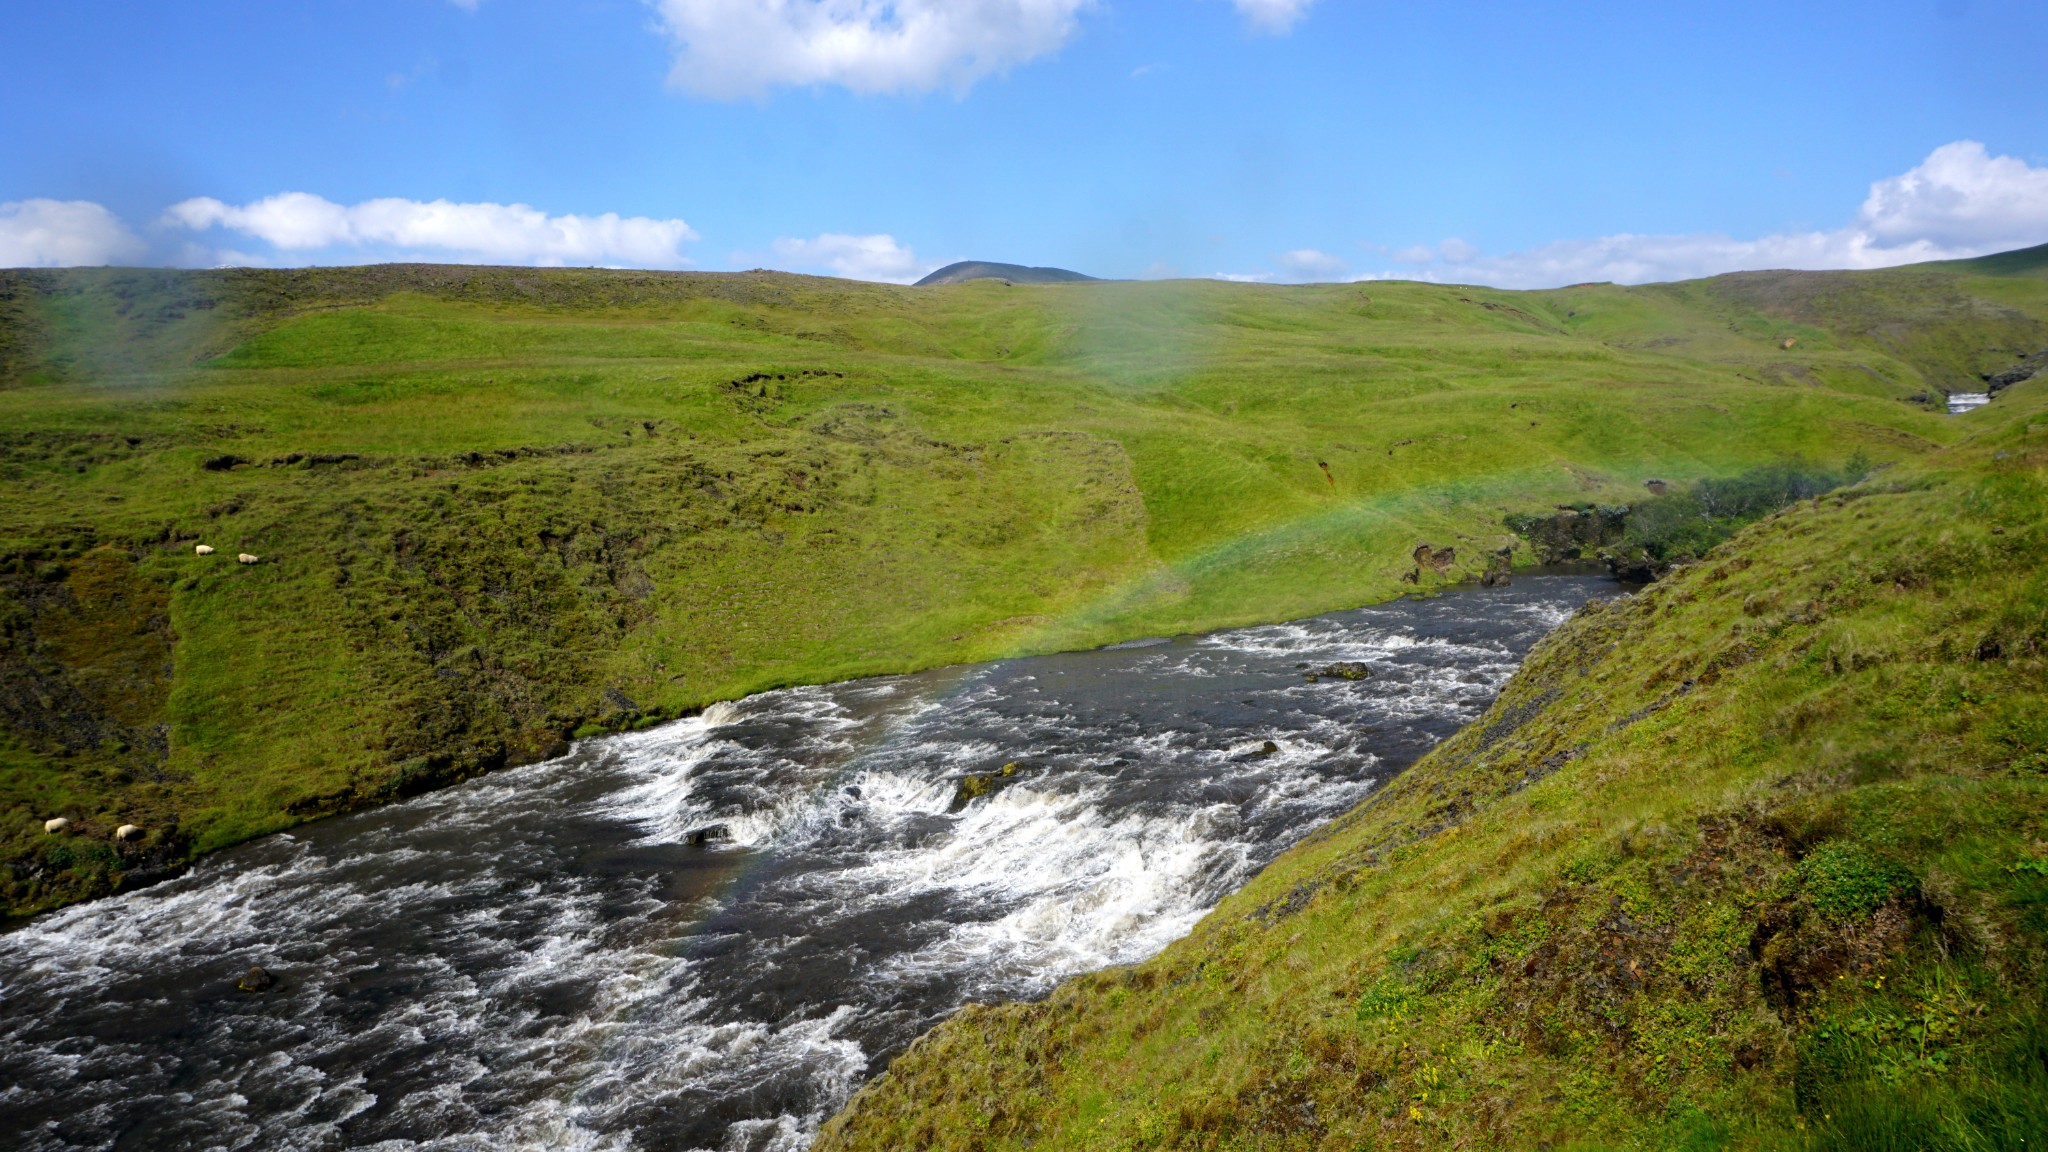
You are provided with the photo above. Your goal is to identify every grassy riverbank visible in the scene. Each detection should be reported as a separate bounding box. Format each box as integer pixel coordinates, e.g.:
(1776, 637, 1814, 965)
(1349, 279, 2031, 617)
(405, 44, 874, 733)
(816, 370, 2048, 1149)
(3, 249, 2045, 918)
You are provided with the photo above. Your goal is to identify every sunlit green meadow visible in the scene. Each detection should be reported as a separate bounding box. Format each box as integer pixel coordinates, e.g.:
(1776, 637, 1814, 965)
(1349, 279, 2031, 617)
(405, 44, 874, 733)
(1, 252, 2041, 920)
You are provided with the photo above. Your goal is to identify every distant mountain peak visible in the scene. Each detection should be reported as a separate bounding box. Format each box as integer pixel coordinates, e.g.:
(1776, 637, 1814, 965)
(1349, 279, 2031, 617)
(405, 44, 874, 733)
(914, 261, 1100, 287)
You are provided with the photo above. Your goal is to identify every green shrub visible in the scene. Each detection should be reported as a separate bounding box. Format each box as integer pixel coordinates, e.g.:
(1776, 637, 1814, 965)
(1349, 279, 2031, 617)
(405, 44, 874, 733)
(1354, 974, 1417, 1021)
(1791, 1010, 2048, 1152)
(1798, 841, 1913, 919)
(1605, 460, 1865, 575)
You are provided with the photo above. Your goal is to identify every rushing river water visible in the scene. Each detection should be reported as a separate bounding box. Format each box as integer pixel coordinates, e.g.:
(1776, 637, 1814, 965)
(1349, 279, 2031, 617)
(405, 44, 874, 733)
(0, 575, 1613, 1152)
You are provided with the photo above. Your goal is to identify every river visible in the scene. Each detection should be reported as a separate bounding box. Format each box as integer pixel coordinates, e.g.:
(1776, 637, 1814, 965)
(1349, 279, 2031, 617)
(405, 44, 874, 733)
(0, 574, 1613, 1152)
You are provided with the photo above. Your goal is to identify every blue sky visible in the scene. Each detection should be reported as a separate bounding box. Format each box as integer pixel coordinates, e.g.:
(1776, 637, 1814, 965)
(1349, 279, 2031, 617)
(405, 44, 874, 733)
(3, 0, 2046, 286)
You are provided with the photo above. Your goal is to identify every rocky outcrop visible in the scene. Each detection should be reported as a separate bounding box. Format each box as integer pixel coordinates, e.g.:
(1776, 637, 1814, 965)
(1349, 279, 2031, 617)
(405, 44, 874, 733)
(1413, 543, 1455, 573)
(1504, 505, 1630, 564)
(1304, 662, 1372, 683)
(1984, 349, 2047, 393)
(1480, 546, 1514, 587)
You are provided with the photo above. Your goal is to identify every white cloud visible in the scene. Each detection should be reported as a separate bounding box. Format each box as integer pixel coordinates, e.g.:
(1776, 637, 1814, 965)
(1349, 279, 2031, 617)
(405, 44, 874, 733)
(770, 232, 936, 282)
(1276, 248, 1346, 280)
(1232, 0, 1314, 34)
(163, 193, 697, 267)
(1210, 271, 1275, 283)
(655, 0, 1093, 98)
(1859, 140, 2048, 250)
(0, 199, 145, 268)
(1372, 141, 2048, 289)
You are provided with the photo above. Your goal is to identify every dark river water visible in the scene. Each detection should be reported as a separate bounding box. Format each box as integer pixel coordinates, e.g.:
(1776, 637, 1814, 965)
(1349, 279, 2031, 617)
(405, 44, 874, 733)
(0, 575, 1613, 1152)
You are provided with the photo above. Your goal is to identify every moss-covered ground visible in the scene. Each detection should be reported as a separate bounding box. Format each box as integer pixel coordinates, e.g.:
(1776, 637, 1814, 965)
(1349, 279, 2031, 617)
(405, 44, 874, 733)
(2, 250, 2044, 919)
(815, 358, 2048, 1150)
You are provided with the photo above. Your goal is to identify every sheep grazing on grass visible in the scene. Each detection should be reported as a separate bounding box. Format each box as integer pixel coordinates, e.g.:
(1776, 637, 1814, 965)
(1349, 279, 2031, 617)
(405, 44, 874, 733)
(116, 824, 143, 841)
(194, 544, 215, 555)
(237, 553, 259, 564)
(43, 817, 70, 834)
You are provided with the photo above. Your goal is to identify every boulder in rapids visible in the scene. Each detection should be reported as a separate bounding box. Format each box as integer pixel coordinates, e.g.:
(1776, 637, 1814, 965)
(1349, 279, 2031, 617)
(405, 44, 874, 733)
(236, 965, 275, 993)
(952, 774, 996, 810)
(1306, 662, 1372, 682)
(950, 763, 1028, 810)
(686, 824, 732, 846)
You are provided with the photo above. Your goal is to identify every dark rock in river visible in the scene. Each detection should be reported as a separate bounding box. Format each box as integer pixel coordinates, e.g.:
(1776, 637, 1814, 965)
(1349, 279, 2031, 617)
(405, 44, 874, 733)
(1305, 662, 1373, 683)
(686, 824, 732, 846)
(1479, 545, 1514, 588)
(950, 762, 1022, 810)
(1599, 550, 1663, 585)
(236, 965, 274, 993)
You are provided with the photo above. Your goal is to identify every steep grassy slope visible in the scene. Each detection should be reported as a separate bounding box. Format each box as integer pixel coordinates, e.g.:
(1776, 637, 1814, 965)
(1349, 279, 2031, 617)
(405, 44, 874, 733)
(817, 376, 2048, 1152)
(2, 252, 2045, 918)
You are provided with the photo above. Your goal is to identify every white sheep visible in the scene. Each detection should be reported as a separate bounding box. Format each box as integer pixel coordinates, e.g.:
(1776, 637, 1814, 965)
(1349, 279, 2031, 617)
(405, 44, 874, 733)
(194, 544, 215, 556)
(44, 817, 71, 834)
(237, 553, 260, 565)
(116, 824, 143, 841)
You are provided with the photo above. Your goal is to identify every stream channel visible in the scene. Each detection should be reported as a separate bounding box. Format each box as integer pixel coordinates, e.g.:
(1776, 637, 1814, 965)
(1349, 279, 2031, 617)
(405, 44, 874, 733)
(0, 574, 1614, 1152)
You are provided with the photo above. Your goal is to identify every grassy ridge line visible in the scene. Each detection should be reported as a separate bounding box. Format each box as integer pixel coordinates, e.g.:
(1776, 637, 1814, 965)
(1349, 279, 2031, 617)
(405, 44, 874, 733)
(0, 256, 2042, 919)
(816, 378, 2048, 1151)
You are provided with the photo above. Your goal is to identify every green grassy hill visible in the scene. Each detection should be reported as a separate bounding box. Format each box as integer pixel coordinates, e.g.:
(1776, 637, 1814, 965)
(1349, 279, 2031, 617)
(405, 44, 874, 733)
(2, 251, 2045, 918)
(816, 345, 2048, 1152)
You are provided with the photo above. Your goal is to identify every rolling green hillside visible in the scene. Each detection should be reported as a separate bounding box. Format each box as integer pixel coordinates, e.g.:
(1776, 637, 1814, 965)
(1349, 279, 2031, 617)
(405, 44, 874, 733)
(816, 348, 2048, 1152)
(2, 250, 2045, 918)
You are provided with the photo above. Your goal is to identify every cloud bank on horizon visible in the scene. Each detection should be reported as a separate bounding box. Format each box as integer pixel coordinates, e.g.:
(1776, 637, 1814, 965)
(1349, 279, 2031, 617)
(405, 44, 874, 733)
(769, 232, 933, 282)
(2, 144, 2043, 289)
(159, 193, 697, 268)
(1320, 141, 2048, 290)
(0, 200, 145, 269)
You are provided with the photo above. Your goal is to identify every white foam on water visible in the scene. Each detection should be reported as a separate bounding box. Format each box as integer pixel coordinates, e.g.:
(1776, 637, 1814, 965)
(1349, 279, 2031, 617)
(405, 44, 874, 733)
(0, 576, 1612, 1152)
(0, 808, 875, 1152)
(872, 791, 1253, 990)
